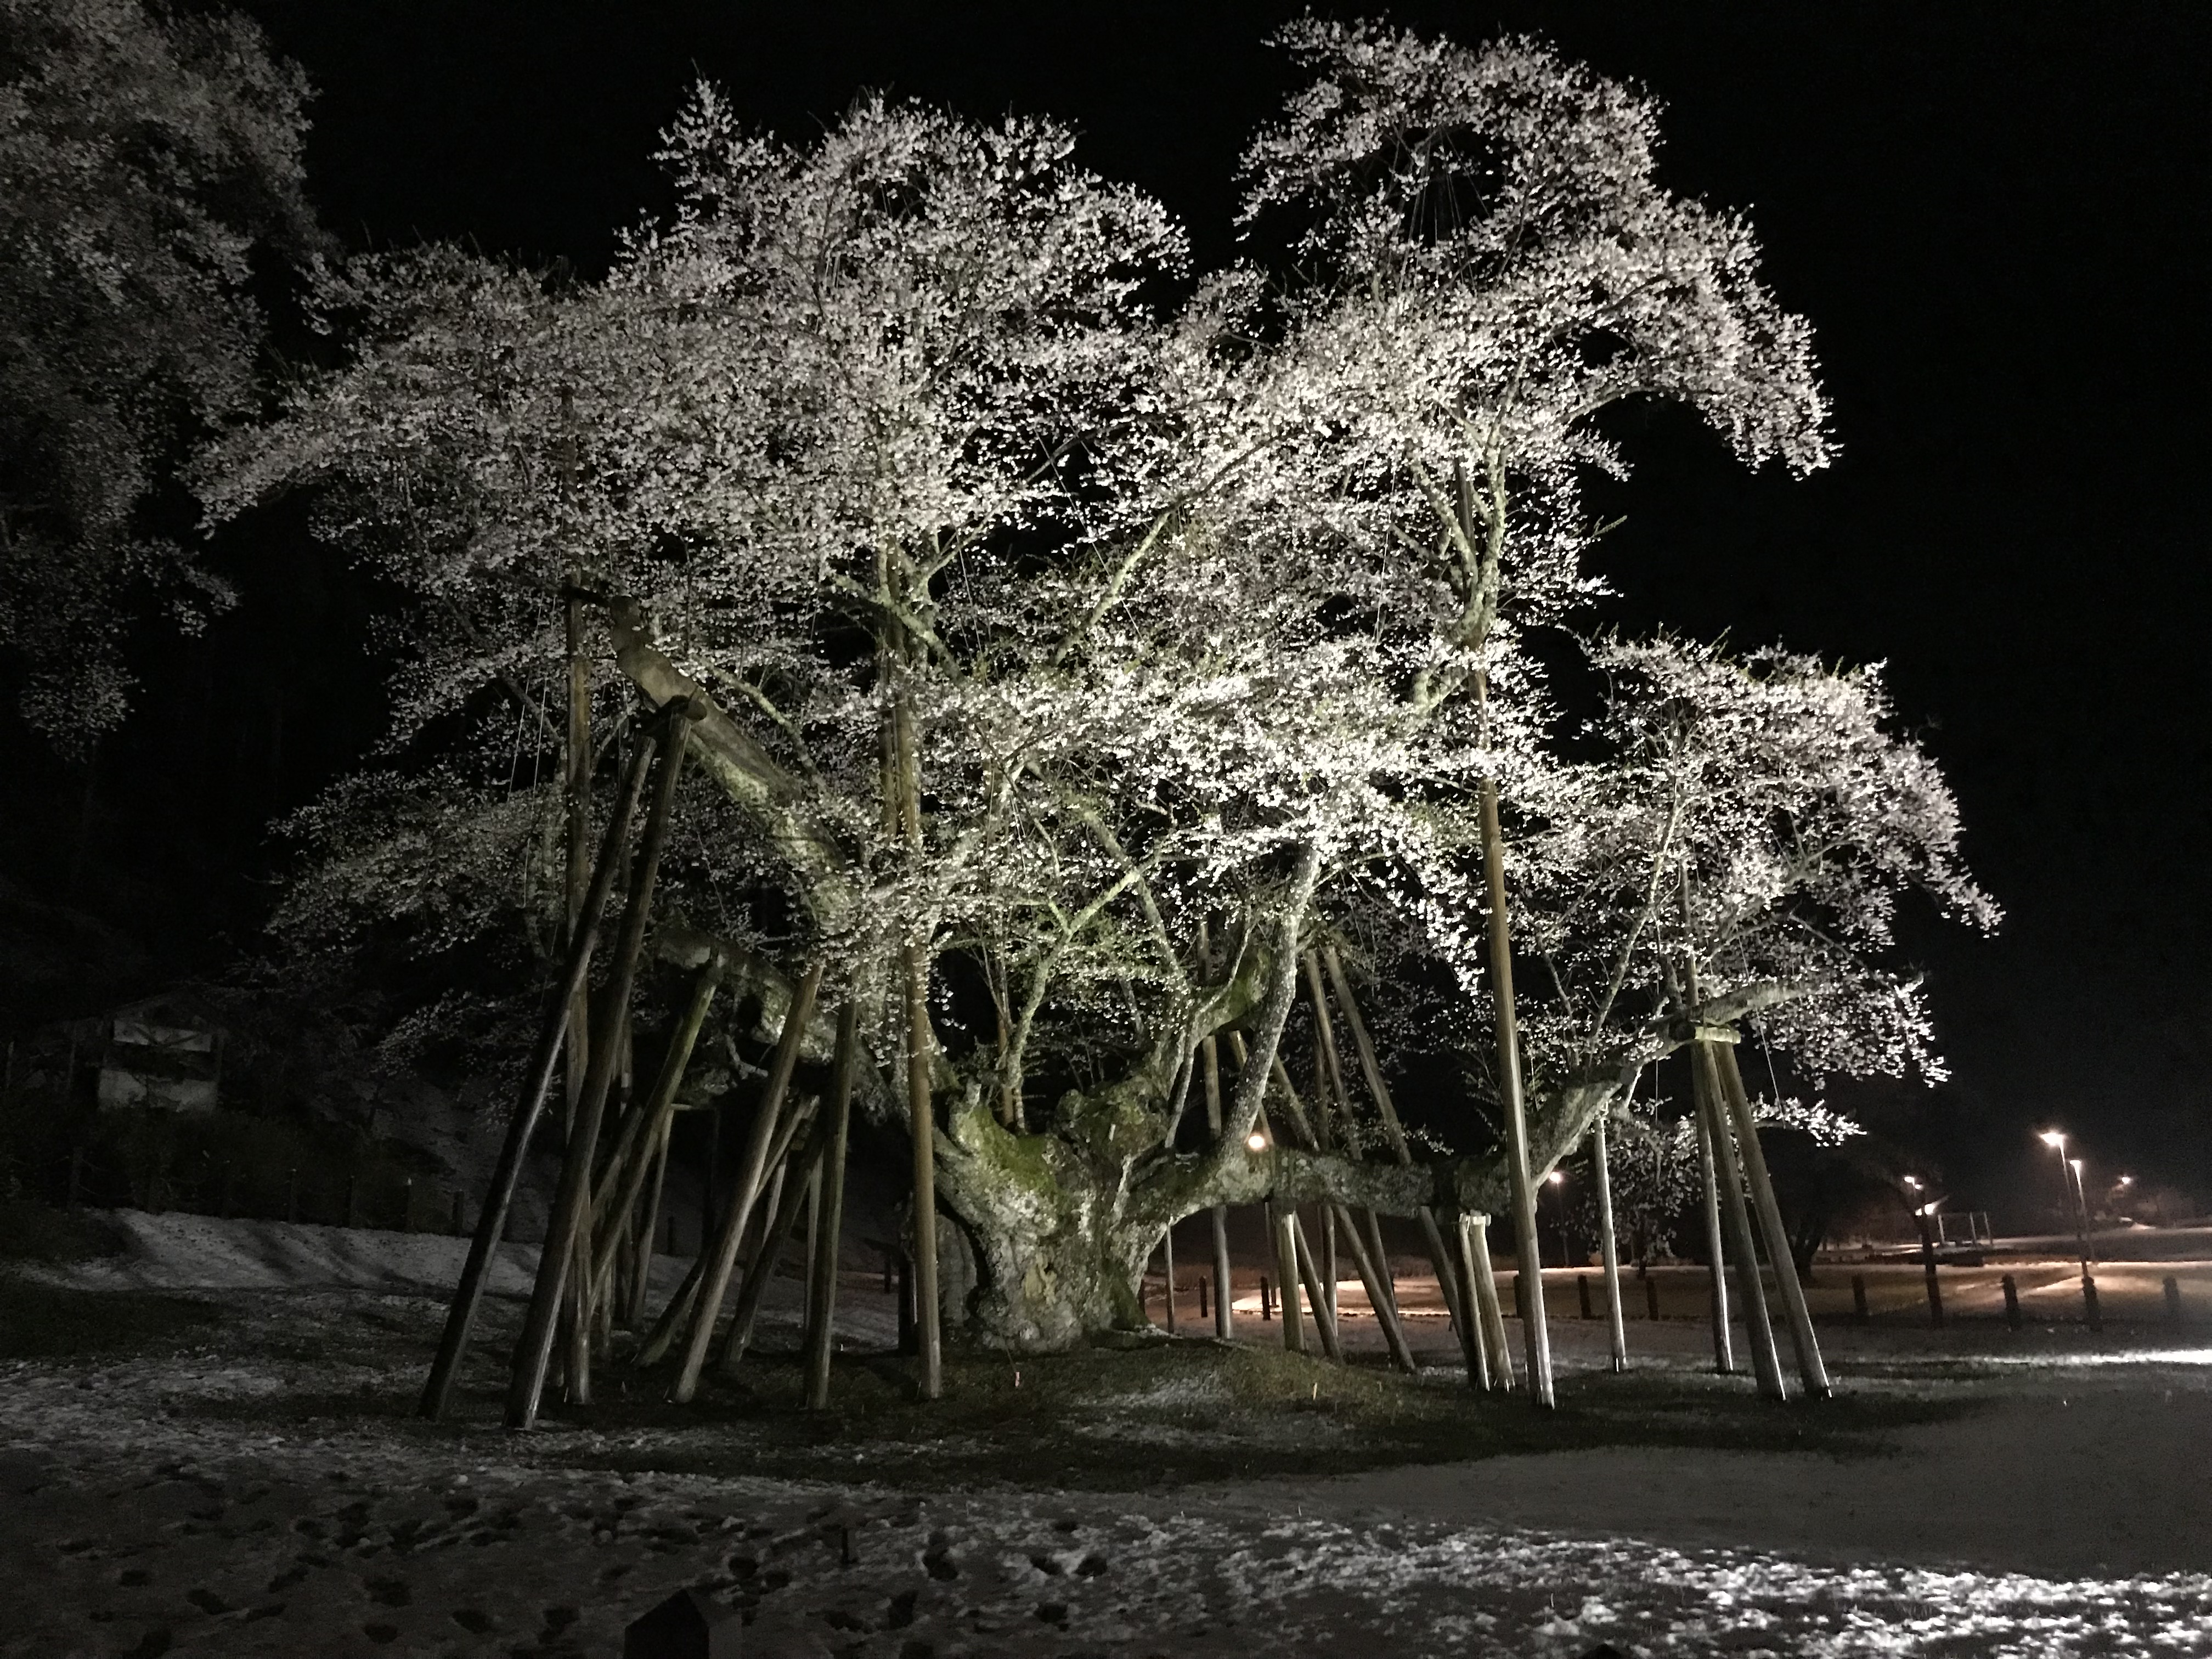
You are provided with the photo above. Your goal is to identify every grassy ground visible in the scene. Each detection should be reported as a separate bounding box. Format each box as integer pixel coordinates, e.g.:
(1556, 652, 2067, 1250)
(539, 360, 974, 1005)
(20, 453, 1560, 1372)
(5, 1265, 1972, 1493)
(560, 1339, 1976, 1490)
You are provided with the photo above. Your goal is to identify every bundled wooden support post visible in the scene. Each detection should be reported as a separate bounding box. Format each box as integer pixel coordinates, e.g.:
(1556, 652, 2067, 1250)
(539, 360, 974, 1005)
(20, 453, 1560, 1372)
(1692, 1036, 1786, 1401)
(584, 958, 724, 1327)
(1267, 1200, 1304, 1354)
(804, 1000, 861, 1410)
(416, 719, 658, 1422)
(718, 1124, 836, 1375)
(1693, 1091, 1735, 1374)
(1713, 1042, 1830, 1398)
(1197, 922, 1235, 1341)
(1475, 746, 1553, 1407)
(1592, 1111, 1629, 1373)
(658, 962, 823, 1401)
(1457, 1212, 1513, 1391)
(506, 704, 695, 1429)
(1301, 955, 1347, 1327)
(1321, 946, 1483, 1380)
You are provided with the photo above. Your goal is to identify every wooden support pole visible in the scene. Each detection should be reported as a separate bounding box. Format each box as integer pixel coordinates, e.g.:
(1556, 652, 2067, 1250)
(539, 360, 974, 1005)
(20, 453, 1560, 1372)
(1198, 921, 1234, 1342)
(1459, 1211, 1514, 1391)
(561, 583, 594, 1141)
(1362, 1210, 1398, 1321)
(1694, 1039, 1786, 1401)
(1290, 1210, 1341, 1362)
(1476, 760, 1553, 1408)
(586, 962, 723, 1315)
(1161, 1221, 1177, 1334)
(1268, 1201, 1303, 1354)
(1694, 1090, 1736, 1374)
(627, 1110, 674, 1330)
(1335, 1199, 1418, 1373)
(1713, 1043, 1831, 1399)
(1453, 1214, 1494, 1391)
(416, 721, 656, 1422)
(801, 1163, 822, 1348)
(718, 1122, 834, 1377)
(1301, 953, 1347, 1327)
(902, 941, 941, 1400)
(804, 999, 861, 1410)
(696, 1093, 815, 1368)
(1321, 945, 1480, 1378)
(505, 712, 691, 1429)
(1592, 1113, 1629, 1374)
(664, 962, 823, 1401)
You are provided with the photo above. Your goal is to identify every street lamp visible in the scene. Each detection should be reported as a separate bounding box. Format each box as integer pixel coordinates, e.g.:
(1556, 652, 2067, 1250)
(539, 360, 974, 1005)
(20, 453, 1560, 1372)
(1245, 1131, 1268, 1153)
(2069, 1157, 2096, 1267)
(2040, 1131, 2091, 1277)
(1545, 1169, 1567, 1268)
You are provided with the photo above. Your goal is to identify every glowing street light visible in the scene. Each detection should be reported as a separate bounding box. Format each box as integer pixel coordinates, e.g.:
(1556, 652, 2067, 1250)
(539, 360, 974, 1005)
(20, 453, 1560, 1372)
(2039, 1130, 2092, 1276)
(1245, 1131, 1268, 1153)
(1543, 1169, 1568, 1267)
(2069, 1158, 2097, 1267)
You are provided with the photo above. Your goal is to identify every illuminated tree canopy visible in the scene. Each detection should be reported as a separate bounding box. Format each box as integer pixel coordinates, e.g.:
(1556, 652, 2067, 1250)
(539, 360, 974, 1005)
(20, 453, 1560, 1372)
(201, 21, 1989, 1353)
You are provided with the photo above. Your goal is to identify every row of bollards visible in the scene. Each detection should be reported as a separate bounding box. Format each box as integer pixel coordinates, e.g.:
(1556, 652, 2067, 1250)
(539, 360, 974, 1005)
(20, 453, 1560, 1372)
(1841, 1266, 2190, 1332)
(1152, 1263, 2188, 1335)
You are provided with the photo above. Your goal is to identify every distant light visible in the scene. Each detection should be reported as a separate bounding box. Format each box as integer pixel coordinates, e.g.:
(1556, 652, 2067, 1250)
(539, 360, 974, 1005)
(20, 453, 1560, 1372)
(2070, 1158, 2084, 1174)
(2117, 1175, 2134, 1187)
(1246, 1132, 1268, 1152)
(1547, 1170, 1566, 1187)
(2040, 1130, 2067, 1149)
(1902, 1175, 1922, 1189)
(1918, 1201, 1939, 1216)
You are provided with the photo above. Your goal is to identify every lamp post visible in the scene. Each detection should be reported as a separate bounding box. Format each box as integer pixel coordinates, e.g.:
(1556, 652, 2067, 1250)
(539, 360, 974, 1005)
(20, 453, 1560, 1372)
(2069, 1157, 2095, 1268)
(1545, 1169, 1568, 1268)
(2041, 1130, 2095, 1276)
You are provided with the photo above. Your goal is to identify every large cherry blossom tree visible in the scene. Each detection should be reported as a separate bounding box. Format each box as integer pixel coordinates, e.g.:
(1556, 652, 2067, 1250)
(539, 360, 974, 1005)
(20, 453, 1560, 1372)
(201, 24, 1986, 1359)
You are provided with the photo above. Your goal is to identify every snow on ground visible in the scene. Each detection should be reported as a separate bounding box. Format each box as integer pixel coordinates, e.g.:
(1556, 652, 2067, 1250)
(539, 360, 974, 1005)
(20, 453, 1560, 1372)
(5, 1215, 2212, 1657)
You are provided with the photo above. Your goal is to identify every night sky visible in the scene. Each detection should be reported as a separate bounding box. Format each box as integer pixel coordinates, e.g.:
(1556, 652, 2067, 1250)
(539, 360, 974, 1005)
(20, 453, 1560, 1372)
(12, 3, 2209, 1215)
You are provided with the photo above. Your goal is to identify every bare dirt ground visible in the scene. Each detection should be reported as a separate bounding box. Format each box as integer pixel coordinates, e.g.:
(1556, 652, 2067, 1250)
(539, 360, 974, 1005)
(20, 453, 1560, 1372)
(4, 1212, 2210, 1658)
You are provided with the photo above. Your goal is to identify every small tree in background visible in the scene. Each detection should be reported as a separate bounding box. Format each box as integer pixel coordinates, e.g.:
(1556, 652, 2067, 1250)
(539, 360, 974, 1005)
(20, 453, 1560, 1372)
(0, 0, 319, 748)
